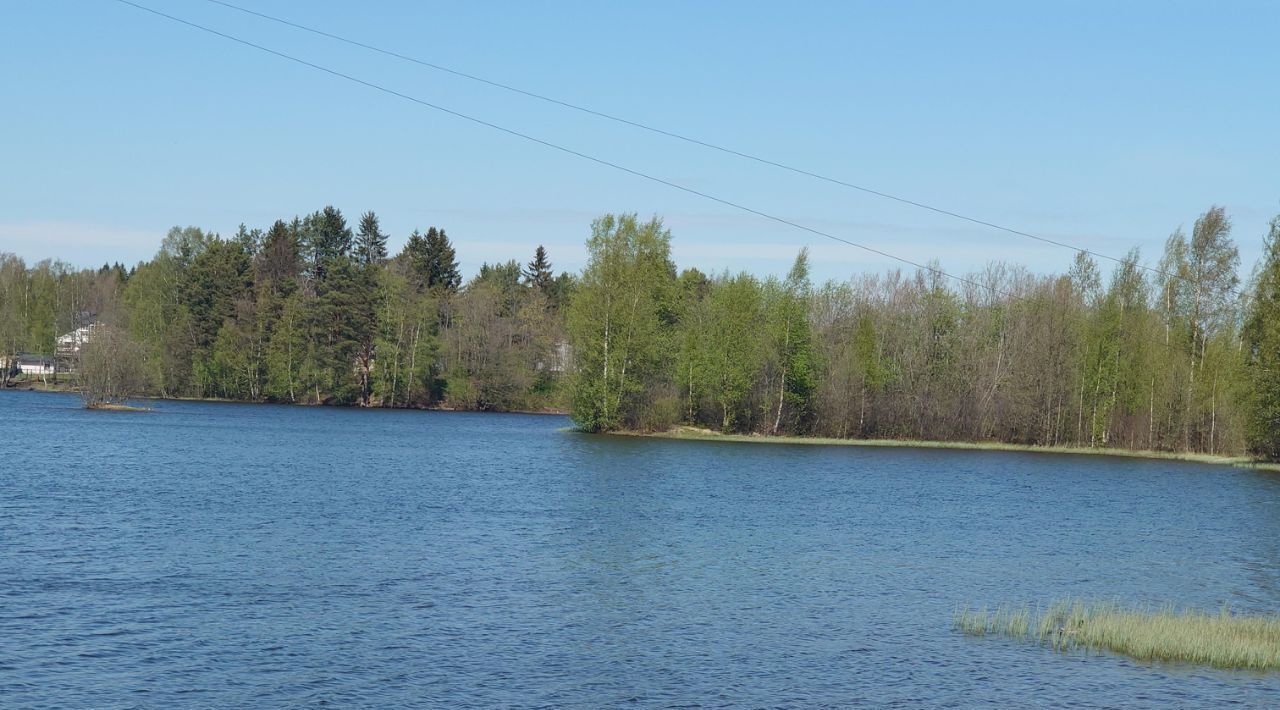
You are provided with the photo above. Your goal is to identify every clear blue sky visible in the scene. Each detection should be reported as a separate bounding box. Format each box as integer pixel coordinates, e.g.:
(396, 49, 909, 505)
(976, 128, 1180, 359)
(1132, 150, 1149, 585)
(2, 1, 1277, 283)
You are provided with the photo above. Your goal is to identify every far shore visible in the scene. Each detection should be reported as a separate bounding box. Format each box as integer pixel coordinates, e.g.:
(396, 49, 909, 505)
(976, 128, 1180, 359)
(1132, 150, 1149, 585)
(8, 384, 1277, 471)
(2, 381, 569, 416)
(609, 426, 1280, 472)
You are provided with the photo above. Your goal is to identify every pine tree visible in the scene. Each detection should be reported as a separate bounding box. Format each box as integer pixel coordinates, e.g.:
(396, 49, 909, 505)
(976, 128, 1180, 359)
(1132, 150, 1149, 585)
(1243, 215, 1280, 461)
(475, 260, 524, 316)
(307, 256, 375, 404)
(524, 245, 553, 293)
(256, 219, 301, 295)
(401, 229, 430, 292)
(304, 205, 353, 281)
(354, 210, 388, 267)
(400, 226, 459, 292)
(425, 227, 461, 291)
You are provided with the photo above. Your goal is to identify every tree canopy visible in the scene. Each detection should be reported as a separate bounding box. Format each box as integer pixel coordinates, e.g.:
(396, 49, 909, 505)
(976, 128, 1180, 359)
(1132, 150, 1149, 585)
(3, 205, 1278, 461)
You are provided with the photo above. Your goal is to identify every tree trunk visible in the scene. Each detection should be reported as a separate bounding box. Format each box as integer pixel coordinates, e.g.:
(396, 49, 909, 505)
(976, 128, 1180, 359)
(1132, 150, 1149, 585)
(773, 314, 791, 436)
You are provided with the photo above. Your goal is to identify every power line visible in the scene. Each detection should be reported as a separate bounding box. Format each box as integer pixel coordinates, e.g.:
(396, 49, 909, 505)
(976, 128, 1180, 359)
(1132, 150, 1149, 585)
(112, 0, 1010, 299)
(111, 0, 1247, 361)
(111, 1, 1222, 360)
(201, 0, 1177, 284)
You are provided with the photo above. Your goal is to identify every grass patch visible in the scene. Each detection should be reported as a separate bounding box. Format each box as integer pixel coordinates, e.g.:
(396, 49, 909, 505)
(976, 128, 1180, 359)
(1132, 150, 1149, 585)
(954, 599, 1280, 671)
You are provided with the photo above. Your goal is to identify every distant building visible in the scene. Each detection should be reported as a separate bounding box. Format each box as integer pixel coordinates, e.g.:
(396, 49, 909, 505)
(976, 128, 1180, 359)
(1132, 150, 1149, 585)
(537, 341, 572, 373)
(16, 354, 56, 376)
(56, 323, 102, 355)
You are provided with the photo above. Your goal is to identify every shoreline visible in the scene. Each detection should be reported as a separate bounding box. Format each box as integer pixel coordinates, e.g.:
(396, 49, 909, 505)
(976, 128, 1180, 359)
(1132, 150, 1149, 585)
(8, 385, 1276, 471)
(2, 383, 569, 417)
(608, 426, 1280, 472)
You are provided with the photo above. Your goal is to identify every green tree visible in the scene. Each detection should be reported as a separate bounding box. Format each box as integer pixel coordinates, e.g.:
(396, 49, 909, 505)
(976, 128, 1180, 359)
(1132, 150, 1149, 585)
(184, 237, 252, 353)
(1243, 215, 1280, 460)
(304, 206, 353, 281)
(121, 255, 192, 396)
(474, 260, 524, 316)
(307, 256, 376, 404)
(1081, 251, 1149, 446)
(256, 219, 302, 293)
(354, 210, 388, 266)
(524, 245, 554, 294)
(703, 273, 766, 430)
(401, 226, 461, 293)
(566, 214, 677, 432)
(0, 254, 29, 385)
(427, 227, 461, 292)
(264, 290, 307, 402)
(673, 268, 712, 422)
(764, 249, 817, 434)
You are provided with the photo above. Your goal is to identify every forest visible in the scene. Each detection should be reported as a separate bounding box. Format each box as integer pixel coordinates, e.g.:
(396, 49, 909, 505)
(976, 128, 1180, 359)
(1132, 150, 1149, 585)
(2, 205, 1279, 460)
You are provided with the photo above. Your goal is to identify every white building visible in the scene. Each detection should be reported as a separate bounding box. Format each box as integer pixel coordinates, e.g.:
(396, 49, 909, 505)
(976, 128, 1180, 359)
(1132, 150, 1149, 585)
(536, 341, 572, 373)
(15, 354, 56, 376)
(56, 323, 101, 355)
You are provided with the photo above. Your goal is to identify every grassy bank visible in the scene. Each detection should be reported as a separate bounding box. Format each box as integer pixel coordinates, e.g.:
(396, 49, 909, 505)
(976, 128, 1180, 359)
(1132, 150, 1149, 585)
(954, 600, 1280, 671)
(609, 426, 1280, 472)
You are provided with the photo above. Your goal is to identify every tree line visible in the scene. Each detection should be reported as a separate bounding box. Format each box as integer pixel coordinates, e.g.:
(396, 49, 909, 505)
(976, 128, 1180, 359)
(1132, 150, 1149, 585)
(1, 205, 1278, 459)
(564, 209, 1280, 460)
(1, 206, 572, 412)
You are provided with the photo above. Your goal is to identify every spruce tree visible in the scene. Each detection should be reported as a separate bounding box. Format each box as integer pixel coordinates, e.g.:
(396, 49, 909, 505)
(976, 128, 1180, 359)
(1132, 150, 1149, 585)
(257, 219, 301, 294)
(400, 226, 459, 292)
(304, 205, 352, 281)
(401, 229, 431, 291)
(524, 245, 554, 293)
(424, 227, 461, 292)
(354, 210, 388, 266)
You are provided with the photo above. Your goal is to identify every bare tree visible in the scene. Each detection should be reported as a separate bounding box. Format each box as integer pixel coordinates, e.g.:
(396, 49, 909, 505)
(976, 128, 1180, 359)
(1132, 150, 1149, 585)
(78, 327, 148, 409)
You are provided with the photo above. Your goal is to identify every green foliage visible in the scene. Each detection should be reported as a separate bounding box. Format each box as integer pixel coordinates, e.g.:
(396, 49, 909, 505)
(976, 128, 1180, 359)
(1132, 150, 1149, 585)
(354, 210, 389, 267)
(566, 214, 677, 432)
(303, 205, 353, 281)
(185, 237, 252, 352)
(256, 219, 302, 295)
(264, 290, 306, 401)
(1244, 216, 1280, 460)
(474, 260, 524, 317)
(308, 256, 376, 404)
(763, 249, 818, 434)
(0, 206, 1265, 459)
(401, 226, 461, 293)
(701, 273, 765, 430)
(524, 245, 553, 294)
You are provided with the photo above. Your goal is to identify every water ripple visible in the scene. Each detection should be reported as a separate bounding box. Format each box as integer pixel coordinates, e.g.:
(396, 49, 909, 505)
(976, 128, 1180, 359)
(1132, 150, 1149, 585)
(2, 391, 1280, 707)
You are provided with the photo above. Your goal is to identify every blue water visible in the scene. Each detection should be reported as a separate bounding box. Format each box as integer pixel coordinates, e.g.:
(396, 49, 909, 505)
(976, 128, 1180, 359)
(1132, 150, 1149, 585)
(2, 390, 1279, 707)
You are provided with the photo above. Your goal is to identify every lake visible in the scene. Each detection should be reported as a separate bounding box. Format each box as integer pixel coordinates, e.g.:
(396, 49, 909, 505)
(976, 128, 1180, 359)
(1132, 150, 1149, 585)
(3, 390, 1279, 707)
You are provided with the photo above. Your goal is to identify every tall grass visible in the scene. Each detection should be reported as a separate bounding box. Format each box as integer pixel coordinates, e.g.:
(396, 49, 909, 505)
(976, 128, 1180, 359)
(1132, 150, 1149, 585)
(954, 599, 1280, 671)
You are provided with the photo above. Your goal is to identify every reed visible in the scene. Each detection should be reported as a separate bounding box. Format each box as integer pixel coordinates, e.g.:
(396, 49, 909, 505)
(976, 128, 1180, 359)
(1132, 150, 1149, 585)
(954, 599, 1280, 671)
